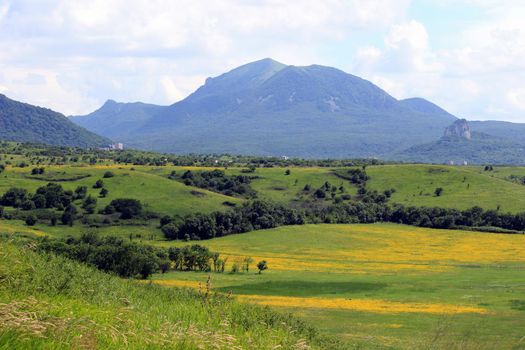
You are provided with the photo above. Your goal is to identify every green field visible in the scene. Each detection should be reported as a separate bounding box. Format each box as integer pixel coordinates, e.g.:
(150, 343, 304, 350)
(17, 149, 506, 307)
(152, 224, 525, 349)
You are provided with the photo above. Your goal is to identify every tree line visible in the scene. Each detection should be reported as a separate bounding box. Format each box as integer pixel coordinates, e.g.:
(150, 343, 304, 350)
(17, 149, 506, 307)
(159, 199, 525, 241)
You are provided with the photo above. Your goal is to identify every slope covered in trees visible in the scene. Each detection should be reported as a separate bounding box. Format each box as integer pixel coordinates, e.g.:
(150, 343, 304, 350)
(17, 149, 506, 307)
(0, 94, 110, 148)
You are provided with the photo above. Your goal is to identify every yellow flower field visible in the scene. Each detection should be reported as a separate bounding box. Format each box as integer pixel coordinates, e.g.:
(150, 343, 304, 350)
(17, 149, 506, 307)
(236, 295, 489, 315)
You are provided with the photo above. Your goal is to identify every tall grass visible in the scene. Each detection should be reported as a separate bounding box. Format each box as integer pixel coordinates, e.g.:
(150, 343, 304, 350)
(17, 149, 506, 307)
(0, 239, 343, 349)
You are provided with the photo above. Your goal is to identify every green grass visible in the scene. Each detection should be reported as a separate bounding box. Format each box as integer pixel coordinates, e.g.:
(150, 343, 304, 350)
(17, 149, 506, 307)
(152, 223, 525, 349)
(144, 164, 525, 213)
(144, 165, 347, 204)
(365, 164, 525, 213)
(0, 239, 342, 349)
(1, 165, 242, 216)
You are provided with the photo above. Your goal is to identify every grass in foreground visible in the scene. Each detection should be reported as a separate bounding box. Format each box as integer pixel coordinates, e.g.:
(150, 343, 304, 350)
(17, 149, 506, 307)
(0, 239, 342, 349)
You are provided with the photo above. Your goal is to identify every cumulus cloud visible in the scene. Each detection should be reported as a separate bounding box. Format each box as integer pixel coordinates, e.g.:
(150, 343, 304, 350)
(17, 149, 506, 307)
(0, 0, 524, 122)
(352, 3, 525, 122)
(0, 0, 410, 114)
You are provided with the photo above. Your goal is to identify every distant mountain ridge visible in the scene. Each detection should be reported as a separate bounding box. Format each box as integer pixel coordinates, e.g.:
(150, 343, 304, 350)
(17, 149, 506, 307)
(0, 94, 110, 148)
(71, 58, 458, 158)
(70, 58, 525, 163)
(396, 119, 525, 165)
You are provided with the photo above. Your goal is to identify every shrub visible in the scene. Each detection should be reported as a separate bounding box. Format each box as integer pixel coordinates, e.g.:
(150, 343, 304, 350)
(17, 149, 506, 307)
(25, 215, 37, 226)
(106, 198, 142, 219)
(93, 179, 104, 189)
(103, 171, 115, 178)
(257, 260, 268, 274)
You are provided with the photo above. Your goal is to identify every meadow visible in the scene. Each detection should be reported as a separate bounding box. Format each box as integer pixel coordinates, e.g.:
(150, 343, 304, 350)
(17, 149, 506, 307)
(151, 224, 525, 349)
(4, 149, 525, 348)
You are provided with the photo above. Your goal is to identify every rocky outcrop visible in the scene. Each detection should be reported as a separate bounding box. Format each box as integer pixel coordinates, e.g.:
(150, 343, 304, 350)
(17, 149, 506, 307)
(443, 119, 471, 140)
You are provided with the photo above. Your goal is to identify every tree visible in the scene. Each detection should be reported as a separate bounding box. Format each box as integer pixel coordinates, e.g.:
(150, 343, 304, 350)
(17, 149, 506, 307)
(314, 189, 326, 199)
(106, 198, 142, 219)
(1, 187, 28, 207)
(31, 167, 45, 175)
(82, 195, 97, 214)
(160, 215, 173, 227)
(257, 260, 268, 274)
(32, 194, 46, 209)
(93, 179, 104, 189)
(25, 215, 37, 226)
(99, 188, 109, 198)
(161, 222, 179, 240)
(243, 256, 254, 272)
(284, 169, 291, 175)
(61, 204, 77, 226)
(74, 186, 88, 200)
(434, 187, 444, 197)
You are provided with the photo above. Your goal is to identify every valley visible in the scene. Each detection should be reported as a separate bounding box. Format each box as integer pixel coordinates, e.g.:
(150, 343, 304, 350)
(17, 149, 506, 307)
(2, 142, 525, 348)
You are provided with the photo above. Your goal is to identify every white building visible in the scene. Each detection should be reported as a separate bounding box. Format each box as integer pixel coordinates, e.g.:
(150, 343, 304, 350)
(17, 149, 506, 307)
(109, 143, 124, 150)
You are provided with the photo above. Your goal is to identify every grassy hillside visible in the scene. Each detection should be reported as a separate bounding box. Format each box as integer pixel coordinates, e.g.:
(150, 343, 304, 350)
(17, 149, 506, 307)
(152, 223, 525, 349)
(0, 238, 341, 349)
(1, 165, 242, 216)
(365, 164, 525, 213)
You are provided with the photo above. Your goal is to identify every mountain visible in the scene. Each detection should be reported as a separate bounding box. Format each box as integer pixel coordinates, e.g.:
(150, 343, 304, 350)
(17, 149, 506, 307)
(72, 58, 459, 158)
(399, 97, 457, 120)
(0, 94, 110, 148)
(470, 120, 525, 144)
(395, 119, 525, 165)
(70, 100, 165, 140)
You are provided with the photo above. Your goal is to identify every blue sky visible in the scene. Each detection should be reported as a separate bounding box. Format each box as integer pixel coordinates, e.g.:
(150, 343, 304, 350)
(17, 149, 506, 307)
(0, 0, 524, 122)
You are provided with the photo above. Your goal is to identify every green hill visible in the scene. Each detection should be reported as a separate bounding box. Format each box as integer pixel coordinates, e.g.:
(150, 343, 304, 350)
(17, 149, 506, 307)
(1, 165, 242, 217)
(365, 164, 525, 213)
(0, 239, 338, 349)
(0, 94, 110, 148)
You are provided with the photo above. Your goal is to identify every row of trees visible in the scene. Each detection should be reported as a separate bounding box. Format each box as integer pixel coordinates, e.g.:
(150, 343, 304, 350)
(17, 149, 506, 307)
(38, 233, 268, 278)
(161, 200, 305, 240)
(160, 198, 525, 241)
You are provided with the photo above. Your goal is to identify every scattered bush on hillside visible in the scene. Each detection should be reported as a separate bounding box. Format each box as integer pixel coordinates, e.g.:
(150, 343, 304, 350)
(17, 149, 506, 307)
(105, 198, 142, 219)
(176, 169, 257, 198)
(93, 179, 104, 189)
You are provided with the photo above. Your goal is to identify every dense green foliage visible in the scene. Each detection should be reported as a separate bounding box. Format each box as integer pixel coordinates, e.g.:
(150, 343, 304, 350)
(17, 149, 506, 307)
(0, 94, 110, 148)
(177, 169, 256, 198)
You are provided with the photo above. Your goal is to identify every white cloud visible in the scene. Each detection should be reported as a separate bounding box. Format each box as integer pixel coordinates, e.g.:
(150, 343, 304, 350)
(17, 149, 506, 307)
(0, 0, 410, 114)
(0, 0, 524, 123)
(352, 4, 525, 122)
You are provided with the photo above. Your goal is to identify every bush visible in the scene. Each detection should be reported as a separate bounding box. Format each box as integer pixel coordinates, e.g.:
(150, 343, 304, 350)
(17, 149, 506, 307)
(25, 215, 37, 226)
(106, 198, 142, 219)
(93, 179, 104, 189)
(103, 171, 115, 178)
